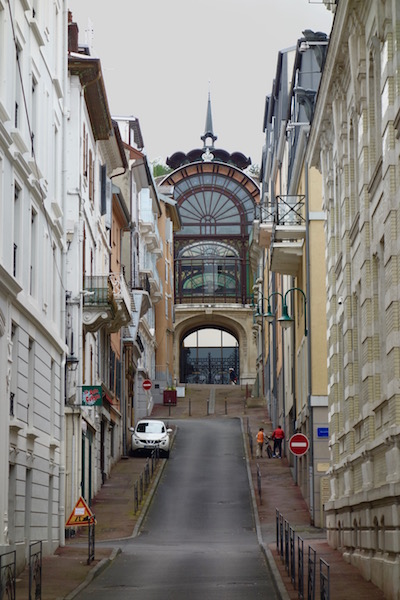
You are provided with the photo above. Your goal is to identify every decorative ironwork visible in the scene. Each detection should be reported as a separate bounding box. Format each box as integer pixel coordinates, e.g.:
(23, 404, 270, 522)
(29, 541, 42, 600)
(181, 354, 239, 385)
(169, 166, 257, 305)
(260, 195, 305, 226)
(0, 550, 16, 600)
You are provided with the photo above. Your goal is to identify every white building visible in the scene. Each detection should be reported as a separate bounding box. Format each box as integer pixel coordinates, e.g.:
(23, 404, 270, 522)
(0, 0, 67, 566)
(114, 116, 163, 423)
(64, 17, 131, 522)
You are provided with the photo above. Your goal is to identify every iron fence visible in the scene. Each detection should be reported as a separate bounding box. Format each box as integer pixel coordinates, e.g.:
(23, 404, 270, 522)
(320, 558, 330, 600)
(307, 546, 316, 600)
(247, 418, 254, 459)
(298, 536, 304, 599)
(29, 541, 42, 600)
(133, 448, 161, 514)
(0, 550, 16, 600)
(256, 463, 262, 503)
(275, 510, 330, 600)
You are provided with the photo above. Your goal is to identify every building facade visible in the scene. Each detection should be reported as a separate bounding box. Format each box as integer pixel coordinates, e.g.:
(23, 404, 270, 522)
(163, 97, 260, 388)
(0, 0, 67, 565)
(308, 1, 400, 597)
(253, 30, 330, 527)
(64, 17, 131, 522)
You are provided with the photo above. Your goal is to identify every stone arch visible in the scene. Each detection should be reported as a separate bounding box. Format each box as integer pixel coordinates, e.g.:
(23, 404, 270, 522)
(173, 306, 256, 387)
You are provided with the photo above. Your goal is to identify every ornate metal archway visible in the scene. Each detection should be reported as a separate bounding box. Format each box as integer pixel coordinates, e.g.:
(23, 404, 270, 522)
(162, 161, 259, 305)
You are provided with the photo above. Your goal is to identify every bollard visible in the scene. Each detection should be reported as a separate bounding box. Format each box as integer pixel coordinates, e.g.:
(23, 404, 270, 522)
(225, 399, 227, 415)
(189, 398, 191, 416)
(207, 400, 209, 415)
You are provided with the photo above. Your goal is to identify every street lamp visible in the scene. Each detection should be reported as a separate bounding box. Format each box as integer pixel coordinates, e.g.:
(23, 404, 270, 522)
(255, 288, 307, 336)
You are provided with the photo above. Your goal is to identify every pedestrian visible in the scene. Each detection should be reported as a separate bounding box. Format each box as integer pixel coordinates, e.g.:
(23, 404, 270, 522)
(229, 367, 237, 384)
(256, 427, 265, 458)
(272, 425, 285, 458)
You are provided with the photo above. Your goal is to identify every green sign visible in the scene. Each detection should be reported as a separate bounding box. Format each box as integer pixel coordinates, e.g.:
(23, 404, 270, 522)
(81, 386, 102, 406)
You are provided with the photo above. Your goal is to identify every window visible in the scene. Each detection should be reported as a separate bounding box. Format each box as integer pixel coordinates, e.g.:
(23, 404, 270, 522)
(14, 44, 22, 129)
(31, 77, 38, 154)
(30, 207, 38, 296)
(89, 150, 94, 202)
(13, 183, 21, 278)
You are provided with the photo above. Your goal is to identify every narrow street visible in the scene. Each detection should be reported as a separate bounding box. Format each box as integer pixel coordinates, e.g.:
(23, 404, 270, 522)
(74, 419, 280, 599)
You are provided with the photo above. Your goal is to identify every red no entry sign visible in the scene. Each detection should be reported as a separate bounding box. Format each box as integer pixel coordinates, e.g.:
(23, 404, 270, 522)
(289, 433, 309, 456)
(142, 379, 152, 391)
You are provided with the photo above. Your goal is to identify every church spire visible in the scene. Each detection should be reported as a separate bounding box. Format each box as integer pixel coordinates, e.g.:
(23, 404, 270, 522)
(201, 91, 217, 151)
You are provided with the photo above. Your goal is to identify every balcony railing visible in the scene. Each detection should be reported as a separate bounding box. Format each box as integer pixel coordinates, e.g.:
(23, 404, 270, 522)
(83, 273, 131, 332)
(261, 195, 305, 226)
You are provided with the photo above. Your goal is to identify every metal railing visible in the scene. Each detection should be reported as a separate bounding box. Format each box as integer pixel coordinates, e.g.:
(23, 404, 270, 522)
(29, 541, 42, 600)
(133, 448, 161, 514)
(0, 550, 16, 600)
(260, 195, 306, 226)
(275, 510, 330, 600)
(246, 418, 254, 458)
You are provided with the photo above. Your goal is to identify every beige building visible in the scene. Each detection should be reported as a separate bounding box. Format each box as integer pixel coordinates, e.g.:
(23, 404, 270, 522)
(307, 1, 400, 597)
(253, 31, 330, 528)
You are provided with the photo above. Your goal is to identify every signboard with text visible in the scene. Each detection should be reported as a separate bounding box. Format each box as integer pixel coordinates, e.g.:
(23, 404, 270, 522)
(66, 496, 96, 527)
(81, 386, 102, 406)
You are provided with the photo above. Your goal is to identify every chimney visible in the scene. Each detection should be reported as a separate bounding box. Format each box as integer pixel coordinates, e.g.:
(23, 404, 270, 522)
(68, 12, 79, 53)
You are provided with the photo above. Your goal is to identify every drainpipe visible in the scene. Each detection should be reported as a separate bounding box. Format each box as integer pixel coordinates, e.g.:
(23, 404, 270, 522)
(58, 2, 70, 548)
(305, 161, 315, 526)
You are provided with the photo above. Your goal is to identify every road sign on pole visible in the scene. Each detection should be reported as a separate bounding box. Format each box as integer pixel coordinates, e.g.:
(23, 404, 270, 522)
(289, 433, 309, 456)
(142, 379, 152, 391)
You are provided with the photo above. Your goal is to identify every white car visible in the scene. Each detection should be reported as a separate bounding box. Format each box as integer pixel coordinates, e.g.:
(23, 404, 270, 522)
(130, 419, 172, 458)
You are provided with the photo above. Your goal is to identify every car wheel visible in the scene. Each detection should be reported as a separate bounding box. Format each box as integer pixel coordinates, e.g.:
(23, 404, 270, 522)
(163, 450, 170, 459)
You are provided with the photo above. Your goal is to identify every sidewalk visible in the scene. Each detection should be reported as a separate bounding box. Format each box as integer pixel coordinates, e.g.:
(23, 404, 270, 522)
(15, 385, 386, 599)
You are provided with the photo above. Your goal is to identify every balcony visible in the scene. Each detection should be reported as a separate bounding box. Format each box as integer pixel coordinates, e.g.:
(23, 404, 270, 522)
(83, 273, 132, 332)
(258, 195, 306, 276)
(139, 253, 163, 303)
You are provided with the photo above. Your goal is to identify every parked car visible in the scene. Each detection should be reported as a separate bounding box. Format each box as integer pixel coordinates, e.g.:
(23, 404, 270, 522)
(130, 419, 172, 458)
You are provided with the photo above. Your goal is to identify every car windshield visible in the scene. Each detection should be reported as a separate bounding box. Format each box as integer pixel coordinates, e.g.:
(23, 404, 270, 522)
(136, 422, 165, 434)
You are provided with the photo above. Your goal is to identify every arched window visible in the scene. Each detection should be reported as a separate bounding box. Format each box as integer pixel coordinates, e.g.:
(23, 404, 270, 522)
(168, 163, 258, 304)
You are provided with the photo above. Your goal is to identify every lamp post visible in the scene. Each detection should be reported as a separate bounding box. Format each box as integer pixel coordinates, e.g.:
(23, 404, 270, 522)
(253, 286, 313, 522)
(257, 288, 307, 337)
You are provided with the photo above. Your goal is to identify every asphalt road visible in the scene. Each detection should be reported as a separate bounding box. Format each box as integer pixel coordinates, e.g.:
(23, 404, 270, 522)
(76, 419, 280, 599)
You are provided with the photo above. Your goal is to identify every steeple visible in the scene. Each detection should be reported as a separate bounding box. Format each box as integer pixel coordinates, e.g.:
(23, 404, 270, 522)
(201, 91, 217, 151)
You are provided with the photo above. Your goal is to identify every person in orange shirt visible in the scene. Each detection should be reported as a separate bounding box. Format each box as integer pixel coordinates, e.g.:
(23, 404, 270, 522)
(256, 427, 265, 458)
(272, 425, 285, 458)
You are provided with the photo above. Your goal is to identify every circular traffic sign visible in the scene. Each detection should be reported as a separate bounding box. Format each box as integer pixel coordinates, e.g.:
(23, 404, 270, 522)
(142, 379, 152, 391)
(289, 433, 309, 456)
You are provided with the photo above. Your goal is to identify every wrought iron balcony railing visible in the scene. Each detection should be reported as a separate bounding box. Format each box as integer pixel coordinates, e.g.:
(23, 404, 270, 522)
(261, 195, 305, 226)
(83, 273, 131, 332)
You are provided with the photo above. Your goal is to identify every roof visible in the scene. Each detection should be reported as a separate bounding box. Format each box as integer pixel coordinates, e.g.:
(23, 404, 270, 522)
(68, 53, 112, 141)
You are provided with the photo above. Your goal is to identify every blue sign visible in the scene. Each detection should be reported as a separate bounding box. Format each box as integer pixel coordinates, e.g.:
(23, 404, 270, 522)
(317, 427, 329, 438)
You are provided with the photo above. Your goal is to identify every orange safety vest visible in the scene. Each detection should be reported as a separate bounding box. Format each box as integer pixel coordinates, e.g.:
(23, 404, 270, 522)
(256, 431, 264, 444)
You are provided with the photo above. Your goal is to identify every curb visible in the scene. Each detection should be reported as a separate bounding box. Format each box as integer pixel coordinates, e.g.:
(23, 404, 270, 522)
(64, 428, 177, 598)
(63, 547, 121, 600)
(130, 429, 176, 538)
(240, 417, 290, 600)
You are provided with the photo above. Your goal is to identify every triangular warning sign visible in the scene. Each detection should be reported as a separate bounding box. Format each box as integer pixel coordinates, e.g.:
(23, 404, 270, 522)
(66, 496, 96, 527)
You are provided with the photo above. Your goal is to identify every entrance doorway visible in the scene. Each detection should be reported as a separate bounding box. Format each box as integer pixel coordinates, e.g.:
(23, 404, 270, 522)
(180, 328, 239, 384)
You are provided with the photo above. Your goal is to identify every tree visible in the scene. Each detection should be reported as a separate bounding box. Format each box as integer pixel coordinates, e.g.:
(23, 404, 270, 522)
(152, 159, 172, 178)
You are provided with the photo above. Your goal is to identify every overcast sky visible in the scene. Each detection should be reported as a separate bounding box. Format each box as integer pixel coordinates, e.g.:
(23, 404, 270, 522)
(67, 0, 333, 166)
